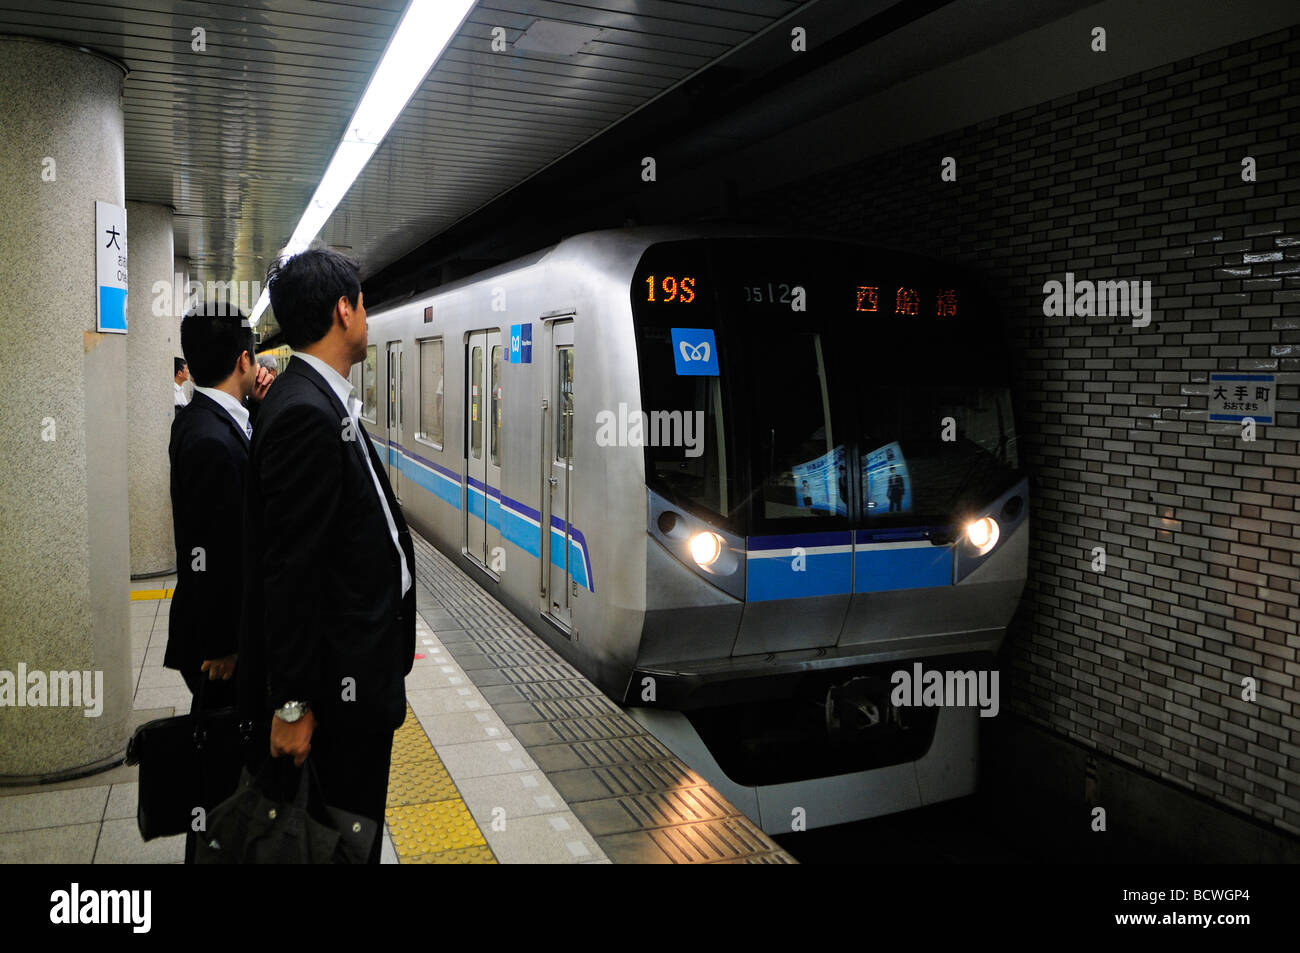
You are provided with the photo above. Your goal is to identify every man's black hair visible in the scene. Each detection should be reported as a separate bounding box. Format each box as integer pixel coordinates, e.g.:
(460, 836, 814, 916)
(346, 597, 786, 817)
(264, 245, 361, 349)
(181, 300, 254, 388)
(174, 357, 187, 376)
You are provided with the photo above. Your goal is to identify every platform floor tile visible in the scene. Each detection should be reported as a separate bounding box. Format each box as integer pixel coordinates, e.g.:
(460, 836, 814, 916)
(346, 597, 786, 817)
(383, 704, 496, 863)
(407, 532, 796, 864)
(2, 535, 800, 864)
(386, 800, 487, 857)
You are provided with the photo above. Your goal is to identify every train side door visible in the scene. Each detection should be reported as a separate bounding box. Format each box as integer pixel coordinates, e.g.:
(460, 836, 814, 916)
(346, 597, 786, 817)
(465, 329, 503, 572)
(386, 341, 403, 499)
(465, 332, 487, 565)
(486, 333, 504, 571)
(542, 320, 575, 629)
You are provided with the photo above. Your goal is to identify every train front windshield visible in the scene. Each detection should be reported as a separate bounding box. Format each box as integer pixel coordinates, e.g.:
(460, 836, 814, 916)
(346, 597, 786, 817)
(633, 238, 1020, 536)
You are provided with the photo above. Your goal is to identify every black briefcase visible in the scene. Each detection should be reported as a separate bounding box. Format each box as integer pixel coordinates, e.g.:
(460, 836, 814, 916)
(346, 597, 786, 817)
(124, 682, 262, 841)
(195, 757, 379, 864)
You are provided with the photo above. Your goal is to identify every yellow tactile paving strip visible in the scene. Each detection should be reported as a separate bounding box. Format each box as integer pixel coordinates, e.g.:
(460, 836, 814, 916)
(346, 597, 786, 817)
(130, 588, 174, 600)
(385, 704, 496, 864)
(128, 588, 493, 863)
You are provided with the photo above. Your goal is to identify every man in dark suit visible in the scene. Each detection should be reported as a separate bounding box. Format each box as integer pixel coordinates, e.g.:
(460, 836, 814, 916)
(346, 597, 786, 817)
(167, 301, 268, 864)
(167, 302, 264, 706)
(887, 466, 906, 512)
(240, 245, 415, 864)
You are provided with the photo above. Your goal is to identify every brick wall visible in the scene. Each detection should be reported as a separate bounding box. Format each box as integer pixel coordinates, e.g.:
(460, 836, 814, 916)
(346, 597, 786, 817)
(756, 26, 1300, 835)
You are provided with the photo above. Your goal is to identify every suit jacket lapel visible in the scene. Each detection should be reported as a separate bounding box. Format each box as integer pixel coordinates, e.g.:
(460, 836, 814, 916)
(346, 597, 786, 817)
(286, 357, 402, 525)
(347, 413, 373, 473)
(193, 391, 250, 447)
(286, 355, 350, 418)
(362, 432, 408, 532)
(286, 357, 369, 470)
(284, 358, 413, 594)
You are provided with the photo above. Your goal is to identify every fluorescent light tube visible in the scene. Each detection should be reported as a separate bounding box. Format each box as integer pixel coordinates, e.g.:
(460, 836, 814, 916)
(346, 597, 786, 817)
(250, 0, 476, 325)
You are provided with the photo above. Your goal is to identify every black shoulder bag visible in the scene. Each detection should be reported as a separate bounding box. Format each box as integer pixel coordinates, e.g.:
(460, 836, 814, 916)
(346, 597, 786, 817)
(124, 677, 261, 841)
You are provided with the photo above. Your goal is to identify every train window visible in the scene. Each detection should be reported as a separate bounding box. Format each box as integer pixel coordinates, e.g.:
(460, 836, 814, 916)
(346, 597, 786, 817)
(417, 338, 444, 448)
(755, 332, 847, 521)
(361, 345, 377, 422)
(857, 385, 1018, 521)
(387, 347, 399, 429)
(470, 345, 483, 460)
(490, 345, 502, 466)
(631, 322, 734, 526)
(630, 240, 736, 529)
(556, 347, 574, 463)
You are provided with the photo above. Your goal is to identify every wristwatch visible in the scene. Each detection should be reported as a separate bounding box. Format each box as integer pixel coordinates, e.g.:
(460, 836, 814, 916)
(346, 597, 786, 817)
(275, 700, 309, 723)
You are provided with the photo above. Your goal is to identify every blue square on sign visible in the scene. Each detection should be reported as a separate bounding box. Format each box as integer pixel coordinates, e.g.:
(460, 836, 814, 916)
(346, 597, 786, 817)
(509, 324, 521, 363)
(670, 328, 718, 376)
(98, 286, 127, 333)
(520, 322, 532, 363)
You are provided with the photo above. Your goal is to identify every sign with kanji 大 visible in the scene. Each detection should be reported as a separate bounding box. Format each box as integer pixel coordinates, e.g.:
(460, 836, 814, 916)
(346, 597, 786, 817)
(95, 200, 128, 333)
(1208, 372, 1275, 424)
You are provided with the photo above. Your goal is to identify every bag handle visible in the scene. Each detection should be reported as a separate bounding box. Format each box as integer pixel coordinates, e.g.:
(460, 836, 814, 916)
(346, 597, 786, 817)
(238, 753, 314, 808)
(294, 757, 316, 811)
(262, 756, 320, 812)
(195, 673, 211, 711)
(285, 757, 342, 821)
(192, 670, 256, 747)
(191, 676, 229, 747)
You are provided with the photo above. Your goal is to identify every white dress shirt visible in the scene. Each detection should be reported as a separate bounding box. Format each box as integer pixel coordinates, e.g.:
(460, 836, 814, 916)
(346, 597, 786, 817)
(193, 385, 252, 438)
(174, 381, 189, 407)
(294, 352, 412, 596)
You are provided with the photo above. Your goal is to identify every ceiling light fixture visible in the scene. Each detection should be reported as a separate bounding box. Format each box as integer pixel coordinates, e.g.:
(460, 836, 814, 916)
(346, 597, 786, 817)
(250, 0, 476, 325)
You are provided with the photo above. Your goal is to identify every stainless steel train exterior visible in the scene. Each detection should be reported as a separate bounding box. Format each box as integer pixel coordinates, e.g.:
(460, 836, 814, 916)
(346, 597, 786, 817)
(358, 225, 1029, 832)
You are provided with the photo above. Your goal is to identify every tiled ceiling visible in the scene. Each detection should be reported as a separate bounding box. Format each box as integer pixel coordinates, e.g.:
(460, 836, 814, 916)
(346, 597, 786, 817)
(0, 0, 810, 329)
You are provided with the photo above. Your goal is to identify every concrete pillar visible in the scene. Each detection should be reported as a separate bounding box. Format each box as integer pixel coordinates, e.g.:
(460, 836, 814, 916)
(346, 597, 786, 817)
(126, 203, 176, 577)
(0, 37, 132, 778)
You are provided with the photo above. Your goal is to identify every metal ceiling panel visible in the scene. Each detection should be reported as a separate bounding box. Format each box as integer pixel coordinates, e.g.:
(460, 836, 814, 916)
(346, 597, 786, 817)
(327, 0, 807, 287)
(0, 0, 807, 326)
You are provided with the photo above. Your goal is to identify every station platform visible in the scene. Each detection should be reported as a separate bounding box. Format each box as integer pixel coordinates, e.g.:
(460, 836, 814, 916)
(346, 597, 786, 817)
(0, 531, 793, 865)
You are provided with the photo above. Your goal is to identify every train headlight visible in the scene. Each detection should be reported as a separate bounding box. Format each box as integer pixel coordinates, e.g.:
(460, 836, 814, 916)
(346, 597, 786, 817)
(965, 517, 999, 556)
(689, 531, 724, 567)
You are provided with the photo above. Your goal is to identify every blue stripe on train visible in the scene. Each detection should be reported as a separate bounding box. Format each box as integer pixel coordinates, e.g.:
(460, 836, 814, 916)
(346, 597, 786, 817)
(501, 501, 540, 557)
(465, 480, 488, 523)
(549, 517, 592, 591)
(745, 531, 954, 601)
(746, 532, 850, 601)
(854, 545, 952, 592)
(372, 433, 593, 591)
(397, 451, 462, 509)
(748, 531, 851, 551)
(372, 435, 463, 509)
(746, 550, 852, 601)
(371, 432, 946, 600)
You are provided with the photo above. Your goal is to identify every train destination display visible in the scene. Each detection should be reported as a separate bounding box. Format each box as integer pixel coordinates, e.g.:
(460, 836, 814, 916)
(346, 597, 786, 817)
(728, 278, 960, 316)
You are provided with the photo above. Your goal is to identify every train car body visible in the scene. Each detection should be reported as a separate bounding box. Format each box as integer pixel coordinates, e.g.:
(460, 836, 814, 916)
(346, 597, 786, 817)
(358, 226, 1028, 832)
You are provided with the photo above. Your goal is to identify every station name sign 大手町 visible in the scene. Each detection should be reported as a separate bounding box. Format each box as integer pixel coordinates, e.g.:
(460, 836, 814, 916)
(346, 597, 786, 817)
(1208, 372, 1275, 424)
(96, 200, 127, 334)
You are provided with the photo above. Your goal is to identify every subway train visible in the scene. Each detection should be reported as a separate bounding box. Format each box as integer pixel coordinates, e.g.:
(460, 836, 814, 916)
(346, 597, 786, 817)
(358, 226, 1029, 832)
